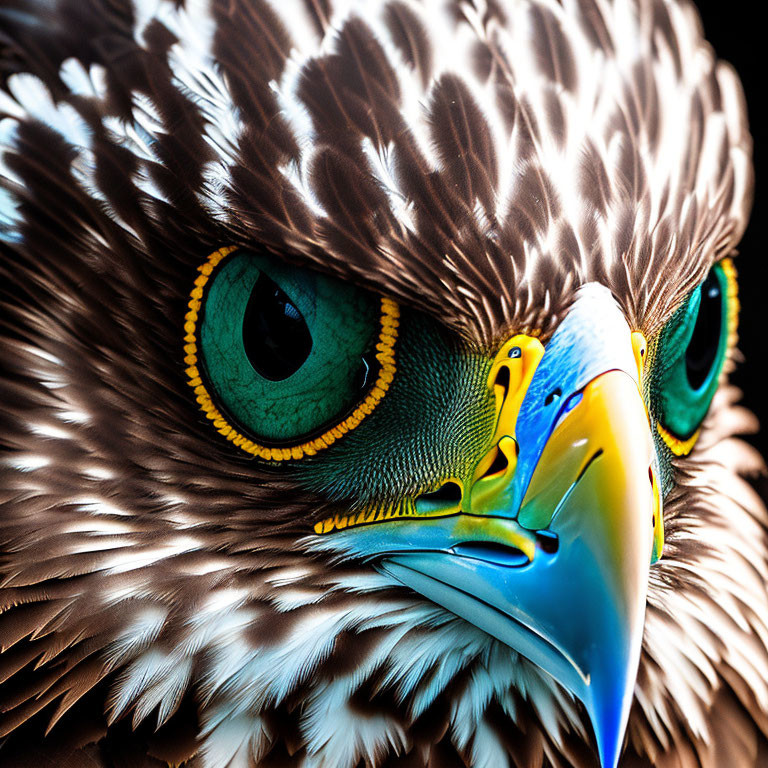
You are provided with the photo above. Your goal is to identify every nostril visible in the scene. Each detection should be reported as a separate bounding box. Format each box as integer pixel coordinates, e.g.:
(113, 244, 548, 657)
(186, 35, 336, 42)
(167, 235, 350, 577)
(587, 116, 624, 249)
(494, 365, 510, 398)
(416, 481, 462, 509)
(544, 387, 562, 406)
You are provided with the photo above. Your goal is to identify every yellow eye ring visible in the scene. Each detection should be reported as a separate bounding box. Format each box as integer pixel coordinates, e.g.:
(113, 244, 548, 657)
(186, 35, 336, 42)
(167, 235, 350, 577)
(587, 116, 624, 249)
(720, 256, 740, 351)
(656, 423, 701, 457)
(183, 246, 399, 461)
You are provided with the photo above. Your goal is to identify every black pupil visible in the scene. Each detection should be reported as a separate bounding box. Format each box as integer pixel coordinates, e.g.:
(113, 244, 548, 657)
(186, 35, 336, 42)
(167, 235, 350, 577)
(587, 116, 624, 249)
(685, 271, 723, 391)
(243, 274, 312, 381)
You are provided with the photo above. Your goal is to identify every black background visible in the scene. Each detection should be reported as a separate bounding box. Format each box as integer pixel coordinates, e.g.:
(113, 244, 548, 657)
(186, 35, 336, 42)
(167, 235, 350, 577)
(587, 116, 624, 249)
(694, 0, 766, 459)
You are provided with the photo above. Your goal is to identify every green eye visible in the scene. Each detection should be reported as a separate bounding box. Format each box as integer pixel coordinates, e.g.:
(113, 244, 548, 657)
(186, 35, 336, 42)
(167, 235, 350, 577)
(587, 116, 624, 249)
(184, 247, 399, 461)
(651, 258, 738, 455)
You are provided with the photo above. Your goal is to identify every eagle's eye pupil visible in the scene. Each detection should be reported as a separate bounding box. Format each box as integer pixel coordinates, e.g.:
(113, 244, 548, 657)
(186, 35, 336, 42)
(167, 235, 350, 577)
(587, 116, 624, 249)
(685, 271, 723, 391)
(242, 274, 313, 381)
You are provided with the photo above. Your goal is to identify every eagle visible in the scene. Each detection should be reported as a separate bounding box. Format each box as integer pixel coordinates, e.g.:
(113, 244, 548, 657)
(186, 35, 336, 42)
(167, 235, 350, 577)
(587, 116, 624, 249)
(0, 0, 763, 766)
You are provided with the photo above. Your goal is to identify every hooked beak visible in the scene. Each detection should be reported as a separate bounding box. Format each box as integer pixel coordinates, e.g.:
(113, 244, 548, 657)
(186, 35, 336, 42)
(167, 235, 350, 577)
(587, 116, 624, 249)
(311, 284, 663, 768)
(380, 367, 658, 768)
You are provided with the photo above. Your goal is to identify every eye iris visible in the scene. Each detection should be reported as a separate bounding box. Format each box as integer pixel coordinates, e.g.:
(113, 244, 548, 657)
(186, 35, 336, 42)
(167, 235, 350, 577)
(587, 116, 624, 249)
(195, 248, 393, 454)
(650, 259, 737, 455)
(242, 274, 313, 381)
(685, 271, 723, 390)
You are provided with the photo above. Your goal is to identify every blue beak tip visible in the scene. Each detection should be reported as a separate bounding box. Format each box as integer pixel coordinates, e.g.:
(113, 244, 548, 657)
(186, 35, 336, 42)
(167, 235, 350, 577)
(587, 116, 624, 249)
(590, 686, 629, 768)
(596, 736, 622, 768)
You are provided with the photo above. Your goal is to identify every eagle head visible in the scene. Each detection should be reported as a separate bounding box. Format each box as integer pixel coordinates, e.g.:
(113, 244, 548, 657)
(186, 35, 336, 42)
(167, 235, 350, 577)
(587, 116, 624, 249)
(0, 1, 763, 767)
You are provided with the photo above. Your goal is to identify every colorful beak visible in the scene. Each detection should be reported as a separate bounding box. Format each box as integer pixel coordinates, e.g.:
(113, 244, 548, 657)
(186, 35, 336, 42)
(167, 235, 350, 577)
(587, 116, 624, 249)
(311, 284, 661, 768)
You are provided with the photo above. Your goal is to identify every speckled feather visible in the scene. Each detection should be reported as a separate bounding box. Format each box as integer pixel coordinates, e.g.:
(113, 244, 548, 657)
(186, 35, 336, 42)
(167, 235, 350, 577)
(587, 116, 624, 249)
(0, 1, 763, 767)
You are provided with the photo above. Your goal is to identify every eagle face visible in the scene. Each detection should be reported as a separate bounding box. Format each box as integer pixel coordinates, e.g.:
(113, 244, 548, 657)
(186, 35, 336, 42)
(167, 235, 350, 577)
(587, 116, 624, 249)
(0, 1, 763, 768)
